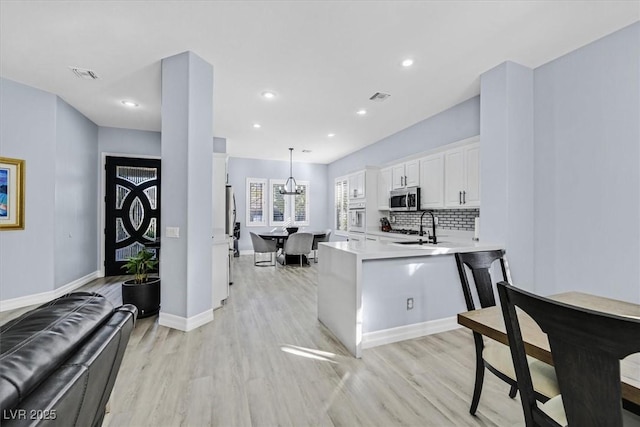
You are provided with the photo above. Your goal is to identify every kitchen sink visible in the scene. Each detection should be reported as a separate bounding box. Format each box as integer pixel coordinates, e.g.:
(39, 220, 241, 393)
(393, 240, 434, 245)
(392, 240, 451, 246)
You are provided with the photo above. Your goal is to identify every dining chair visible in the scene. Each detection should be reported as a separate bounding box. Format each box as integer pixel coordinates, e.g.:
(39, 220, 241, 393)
(310, 229, 332, 263)
(455, 250, 558, 415)
(497, 281, 640, 427)
(250, 232, 278, 267)
(282, 232, 314, 266)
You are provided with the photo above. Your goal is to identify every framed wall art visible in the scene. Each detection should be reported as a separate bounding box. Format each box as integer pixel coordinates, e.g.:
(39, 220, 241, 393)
(0, 157, 25, 230)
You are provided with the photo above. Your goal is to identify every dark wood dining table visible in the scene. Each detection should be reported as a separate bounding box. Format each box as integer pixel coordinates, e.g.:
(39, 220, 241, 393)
(258, 230, 327, 265)
(457, 291, 640, 411)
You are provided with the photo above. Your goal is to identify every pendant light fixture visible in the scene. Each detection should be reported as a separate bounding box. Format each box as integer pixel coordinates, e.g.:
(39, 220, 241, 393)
(280, 148, 302, 195)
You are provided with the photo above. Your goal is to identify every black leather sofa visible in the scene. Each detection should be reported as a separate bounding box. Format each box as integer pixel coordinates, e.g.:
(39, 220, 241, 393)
(0, 292, 137, 426)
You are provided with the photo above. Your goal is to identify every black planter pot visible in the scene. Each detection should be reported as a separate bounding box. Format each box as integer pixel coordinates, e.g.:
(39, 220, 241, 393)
(122, 277, 161, 318)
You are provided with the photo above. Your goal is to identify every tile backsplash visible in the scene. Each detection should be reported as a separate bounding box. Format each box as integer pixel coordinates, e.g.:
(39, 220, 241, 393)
(387, 209, 479, 231)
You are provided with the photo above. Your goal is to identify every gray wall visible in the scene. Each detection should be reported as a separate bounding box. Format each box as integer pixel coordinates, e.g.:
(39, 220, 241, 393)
(533, 22, 640, 302)
(54, 98, 99, 288)
(0, 78, 99, 301)
(0, 78, 57, 299)
(98, 126, 161, 157)
(228, 157, 329, 251)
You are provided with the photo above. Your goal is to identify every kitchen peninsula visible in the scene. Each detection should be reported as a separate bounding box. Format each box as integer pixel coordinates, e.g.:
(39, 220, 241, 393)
(317, 235, 502, 357)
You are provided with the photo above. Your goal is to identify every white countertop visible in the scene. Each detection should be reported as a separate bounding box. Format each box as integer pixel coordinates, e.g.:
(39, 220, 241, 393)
(320, 233, 503, 260)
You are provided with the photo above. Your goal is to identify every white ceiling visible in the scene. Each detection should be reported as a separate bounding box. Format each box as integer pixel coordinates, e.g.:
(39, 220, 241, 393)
(1, 1, 638, 164)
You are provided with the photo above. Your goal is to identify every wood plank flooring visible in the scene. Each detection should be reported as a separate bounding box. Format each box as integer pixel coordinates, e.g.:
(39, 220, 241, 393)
(1, 256, 526, 426)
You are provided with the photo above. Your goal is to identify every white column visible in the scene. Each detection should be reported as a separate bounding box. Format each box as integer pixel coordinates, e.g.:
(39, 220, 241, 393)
(480, 61, 535, 287)
(159, 51, 214, 330)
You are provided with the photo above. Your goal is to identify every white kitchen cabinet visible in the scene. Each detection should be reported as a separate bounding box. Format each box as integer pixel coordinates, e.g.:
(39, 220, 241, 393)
(212, 238, 230, 309)
(348, 232, 364, 242)
(391, 160, 419, 189)
(377, 167, 392, 210)
(348, 170, 365, 200)
(445, 143, 480, 208)
(343, 168, 382, 235)
(419, 153, 444, 209)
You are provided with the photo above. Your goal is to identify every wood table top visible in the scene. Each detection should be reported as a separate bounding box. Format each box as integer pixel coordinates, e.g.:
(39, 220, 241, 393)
(457, 291, 640, 406)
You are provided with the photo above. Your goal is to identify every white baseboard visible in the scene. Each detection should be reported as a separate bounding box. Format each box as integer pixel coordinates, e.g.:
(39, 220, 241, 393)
(361, 316, 461, 350)
(158, 309, 214, 332)
(0, 270, 100, 312)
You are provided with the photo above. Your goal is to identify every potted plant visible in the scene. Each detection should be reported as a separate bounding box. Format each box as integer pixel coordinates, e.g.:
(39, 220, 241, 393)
(121, 249, 160, 318)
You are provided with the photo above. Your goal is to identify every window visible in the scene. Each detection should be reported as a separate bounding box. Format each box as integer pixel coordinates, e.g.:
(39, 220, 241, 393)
(269, 179, 310, 226)
(246, 178, 267, 226)
(293, 182, 309, 225)
(335, 176, 348, 234)
(270, 179, 287, 226)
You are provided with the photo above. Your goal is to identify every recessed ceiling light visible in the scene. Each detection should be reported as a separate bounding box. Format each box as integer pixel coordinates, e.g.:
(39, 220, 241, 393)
(356, 109, 367, 116)
(327, 133, 336, 138)
(302, 149, 312, 153)
(253, 123, 261, 128)
(261, 91, 277, 99)
(121, 100, 139, 107)
(401, 58, 414, 67)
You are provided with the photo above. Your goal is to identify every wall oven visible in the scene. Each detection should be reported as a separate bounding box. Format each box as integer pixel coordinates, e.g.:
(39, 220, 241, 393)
(348, 201, 366, 233)
(389, 187, 420, 212)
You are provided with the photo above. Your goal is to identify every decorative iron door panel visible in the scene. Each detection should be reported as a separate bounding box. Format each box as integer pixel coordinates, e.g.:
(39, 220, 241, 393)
(105, 157, 161, 276)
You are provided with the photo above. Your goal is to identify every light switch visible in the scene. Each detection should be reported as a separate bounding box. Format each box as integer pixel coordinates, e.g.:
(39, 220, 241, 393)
(166, 227, 180, 238)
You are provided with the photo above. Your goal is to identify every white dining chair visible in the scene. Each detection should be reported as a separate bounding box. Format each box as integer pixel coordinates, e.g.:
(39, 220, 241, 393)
(250, 232, 278, 267)
(282, 232, 314, 266)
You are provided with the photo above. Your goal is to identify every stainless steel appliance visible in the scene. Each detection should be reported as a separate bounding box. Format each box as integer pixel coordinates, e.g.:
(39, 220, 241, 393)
(225, 185, 236, 236)
(225, 185, 236, 284)
(348, 201, 366, 233)
(389, 187, 420, 212)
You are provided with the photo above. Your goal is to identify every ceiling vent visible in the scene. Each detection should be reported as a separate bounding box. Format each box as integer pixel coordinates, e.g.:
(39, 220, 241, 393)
(369, 92, 391, 102)
(69, 67, 99, 80)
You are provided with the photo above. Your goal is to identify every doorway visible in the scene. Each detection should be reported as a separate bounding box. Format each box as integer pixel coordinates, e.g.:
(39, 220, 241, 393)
(104, 156, 161, 276)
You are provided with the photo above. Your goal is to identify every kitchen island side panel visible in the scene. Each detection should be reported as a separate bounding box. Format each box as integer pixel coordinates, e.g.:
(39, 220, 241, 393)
(361, 255, 466, 333)
(317, 245, 361, 356)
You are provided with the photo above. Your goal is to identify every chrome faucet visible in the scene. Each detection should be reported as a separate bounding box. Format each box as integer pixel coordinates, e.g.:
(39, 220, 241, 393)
(419, 210, 437, 244)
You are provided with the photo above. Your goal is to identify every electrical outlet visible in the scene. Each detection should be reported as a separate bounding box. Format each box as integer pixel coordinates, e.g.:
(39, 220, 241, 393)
(407, 298, 414, 310)
(434, 217, 438, 226)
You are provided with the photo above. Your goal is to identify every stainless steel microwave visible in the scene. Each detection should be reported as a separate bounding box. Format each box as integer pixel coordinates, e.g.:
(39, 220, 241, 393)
(389, 187, 420, 211)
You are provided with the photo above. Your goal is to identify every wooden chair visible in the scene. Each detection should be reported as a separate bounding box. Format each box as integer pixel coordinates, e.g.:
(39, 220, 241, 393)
(282, 232, 313, 266)
(310, 229, 331, 263)
(250, 232, 278, 267)
(497, 281, 640, 427)
(455, 251, 558, 415)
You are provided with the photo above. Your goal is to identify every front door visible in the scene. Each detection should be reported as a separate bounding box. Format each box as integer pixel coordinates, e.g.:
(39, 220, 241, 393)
(105, 157, 161, 276)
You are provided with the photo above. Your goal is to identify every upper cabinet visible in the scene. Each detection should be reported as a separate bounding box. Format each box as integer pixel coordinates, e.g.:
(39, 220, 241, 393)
(419, 153, 444, 209)
(348, 170, 366, 200)
(373, 136, 479, 211)
(377, 167, 392, 210)
(444, 143, 480, 208)
(391, 159, 419, 189)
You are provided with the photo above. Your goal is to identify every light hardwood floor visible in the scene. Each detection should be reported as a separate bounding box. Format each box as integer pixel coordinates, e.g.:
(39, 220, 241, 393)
(2, 256, 526, 426)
